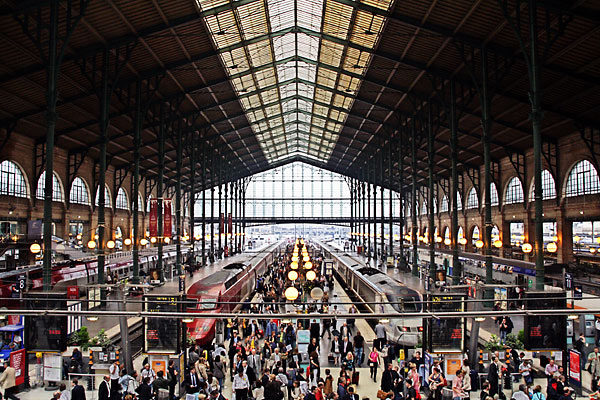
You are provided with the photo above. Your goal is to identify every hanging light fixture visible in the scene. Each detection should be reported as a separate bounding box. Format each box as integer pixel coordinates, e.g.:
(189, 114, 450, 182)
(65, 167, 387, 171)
(444, 238, 451, 246)
(459, 238, 467, 245)
(288, 270, 299, 281)
(290, 261, 298, 270)
(522, 243, 533, 253)
(140, 238, 148, 246)
(546, 242, 557, 253)
(475, 240, 484, 249)
(306, 270, 317, 281)
(304, 261, 313, 269)
(284, 287, 299, 301)
(494, 240, 502, 248)
(124, 238, 132, 246)
(87, 240, 97, 249)
(106, 240, 116, 249)
(150, 237, 157, 244)
(30, 243, 42, 254)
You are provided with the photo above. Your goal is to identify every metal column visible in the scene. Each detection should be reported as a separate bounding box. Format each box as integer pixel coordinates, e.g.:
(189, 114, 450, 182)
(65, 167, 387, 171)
(480, 53, 494, 293)
(398, 137, 405, 270)
(411, 120, 418, 277)
(388, 145, 393, 259)
(201, 145, 206, 266)
(175, 121, 183, 276)
(373, 162, 378, 262)
(132, 81, 142, 284)
(450, 80, 460, 285)
(157, 106, 165, 279)
(428, 105, 436, 278)
(189, 131, 196, 262)
(529, 0, 545, 290)
(367, 166, 371, 258)
(218, 161, 222, 257)
(380, 155, 385, 259)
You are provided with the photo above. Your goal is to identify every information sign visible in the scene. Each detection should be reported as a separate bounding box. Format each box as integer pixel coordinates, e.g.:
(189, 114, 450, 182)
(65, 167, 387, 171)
(428, 294, 464, 353)
(524, 291, 566, 350)
(569, 349, 582, 395)
(144, 295, 181, 353)
(10, 349, 25, 386)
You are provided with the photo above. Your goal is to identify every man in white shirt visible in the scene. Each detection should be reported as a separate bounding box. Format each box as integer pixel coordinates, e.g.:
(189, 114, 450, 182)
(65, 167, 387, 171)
(233, 369, 250, 400)
(519, 359, 533, 387)
(513, 384, 530, 400)
(109, 361, 120, 398)
(141, 364, 156, 385)
(374, 322, 387, 351)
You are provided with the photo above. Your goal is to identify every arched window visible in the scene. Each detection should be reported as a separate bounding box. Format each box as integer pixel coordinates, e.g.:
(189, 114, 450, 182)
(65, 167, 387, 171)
(458, 226, 464, 241)
(115, 188, 129, 210)
(132, 193, 144, 212)
(0, 160, 28, 198)
(440, 195, 449, 213)
(146, 195, 153, 213)
(36, 171, 63, 202)
(466, 188, 479, 209)
(529, 169, 557, 201)
(69, 177, 90, 205)
(421, 199, 428, 215)
(456, 192, 463, 211)
(472, 225, 480, 245)
(565, 160, 600, 197)
(95, 185, 112, 208)
(490, 183, 499, 206)
(505, 177, 524, 204)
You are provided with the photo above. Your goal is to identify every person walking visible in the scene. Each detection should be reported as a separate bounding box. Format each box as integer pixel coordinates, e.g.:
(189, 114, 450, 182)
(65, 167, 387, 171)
(71, 378, 86, 400)
(587, 348, 600, 379)
(368, 346, 380, 382)
(353, 331, 365, 367)
(0, 361, 19, 400)
(233, 369, 250, 400)
(98, 375, 111, 400)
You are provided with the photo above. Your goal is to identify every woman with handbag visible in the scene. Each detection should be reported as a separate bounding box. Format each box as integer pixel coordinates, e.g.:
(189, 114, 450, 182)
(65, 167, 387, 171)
(428, 367, 444, 400)
(369, 347, 381, 382)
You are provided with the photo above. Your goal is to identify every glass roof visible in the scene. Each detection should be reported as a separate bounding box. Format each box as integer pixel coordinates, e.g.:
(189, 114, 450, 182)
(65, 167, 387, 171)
(195, 0, 392, 163)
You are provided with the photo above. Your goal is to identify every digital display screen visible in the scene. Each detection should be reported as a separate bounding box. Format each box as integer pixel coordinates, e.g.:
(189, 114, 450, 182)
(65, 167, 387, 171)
(144, 295, 180, 352)
(25, 293, 68, 352)
(428, 294, 464, 353)
(524, 291, 566, 350)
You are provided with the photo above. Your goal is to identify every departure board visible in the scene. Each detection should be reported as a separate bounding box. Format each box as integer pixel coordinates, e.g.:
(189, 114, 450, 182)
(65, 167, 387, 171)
(428, 294, 464, 353)
(524, 291, 566, 350)
(25, 292, 68, 352)
(144, 295, 181, 353)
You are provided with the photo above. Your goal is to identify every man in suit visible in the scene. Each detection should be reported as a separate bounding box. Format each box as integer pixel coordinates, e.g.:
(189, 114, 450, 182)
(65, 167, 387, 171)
(248, 348, 261, 376)
(185, 366, 200, 394)
(71, 378, 86, 400)
(0, 360, 19, 400)
(98, 375, 111, 400)
(341, 336, 353, 357)
(487, 356, 501, 397)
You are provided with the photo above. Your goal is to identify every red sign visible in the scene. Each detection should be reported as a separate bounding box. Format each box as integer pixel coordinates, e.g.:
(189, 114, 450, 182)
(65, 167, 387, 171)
(163, 199, 172, 237)
(149, 198, 158, 237)
(10, 348, 25, 386)
(228, 213, 232, 233)
(67, 286, 79, 300)
(7, 315, 21, 325)
(569, 350, 581, 383)
(219, 213, 224, 234)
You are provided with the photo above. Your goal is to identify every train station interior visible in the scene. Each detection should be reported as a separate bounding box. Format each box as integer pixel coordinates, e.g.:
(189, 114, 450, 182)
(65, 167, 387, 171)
(0, 0, 599, 399)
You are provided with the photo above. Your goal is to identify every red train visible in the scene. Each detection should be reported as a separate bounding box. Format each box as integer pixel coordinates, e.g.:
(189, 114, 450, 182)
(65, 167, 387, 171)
(0, 250, 178, 300)
(186, 249, 277, 345)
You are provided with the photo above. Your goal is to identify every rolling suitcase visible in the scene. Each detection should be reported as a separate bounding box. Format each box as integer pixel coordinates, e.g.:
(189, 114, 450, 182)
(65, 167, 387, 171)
(352, 371, 360, 385)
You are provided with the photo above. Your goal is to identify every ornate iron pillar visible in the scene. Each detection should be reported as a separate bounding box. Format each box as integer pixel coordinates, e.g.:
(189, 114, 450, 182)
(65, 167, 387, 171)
(42, 1, 59, 291)
(411, 119, 418, 277)
(388, 145, 393, 258)
(132, 80, 142, 284)
(480, 51, 494, 294)
(201, 143, 206, 265)
(96, 48, 110, 293)
(157, 105, 165, 279)
(176, 120, 183, 275)
(529, 0, 545, 290)
(380, 155, 385, 259)
(450, 80, 460, 284)
(210, 156, 215, 258)
(367, 165, 372, 258)
(218, 160, 223, 257)
(189, 131, 195, 262)
(398, 137, 405, 270)
(373, 160, 378, 261)
(428, 104, 436, 279)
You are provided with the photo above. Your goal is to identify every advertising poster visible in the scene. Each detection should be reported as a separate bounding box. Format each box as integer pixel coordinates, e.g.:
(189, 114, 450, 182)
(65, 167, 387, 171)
(219, 213, 224, 234)
(151, 359, 167, 376)
(163, 199, 172, 237)
(10, 349, 25, 386)
(228, 213, 232, 233)
(569, 349, 582, 394)
(149, 198, 158, 237)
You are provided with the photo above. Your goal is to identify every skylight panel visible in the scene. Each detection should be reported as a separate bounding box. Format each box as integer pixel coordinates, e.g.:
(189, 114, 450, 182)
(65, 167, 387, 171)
(297, 61, 316, 81)
(238, 2, 268, 41)
(314, 88, 333, 104)
(195, 0, 230, 12)
(297, 0, 324, 31)
(350, 11, 385, 49)
(284, 113, 297, 124)
(296, 33, 319, 61)
(205, 12, 241, 48)
(254, 67, 277, 89)
(297, 98, 312, 112)
(282, 99, 296, 112)
(267, 0, 295, 31)
(316, 69, 337, 88)
(247, 40, 274, 67)
(360, 0, 394, 11)
(279, 82, 297, 98)
(323, 1, 353, 40)
(297, 82, 315, 98)
(276, 61, 297, 81)
(272, 33, 296, 60)
(319, 39, 344, 68)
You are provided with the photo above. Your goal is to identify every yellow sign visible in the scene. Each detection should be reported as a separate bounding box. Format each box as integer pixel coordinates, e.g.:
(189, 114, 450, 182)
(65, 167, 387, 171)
(398, 349, 405, 361)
